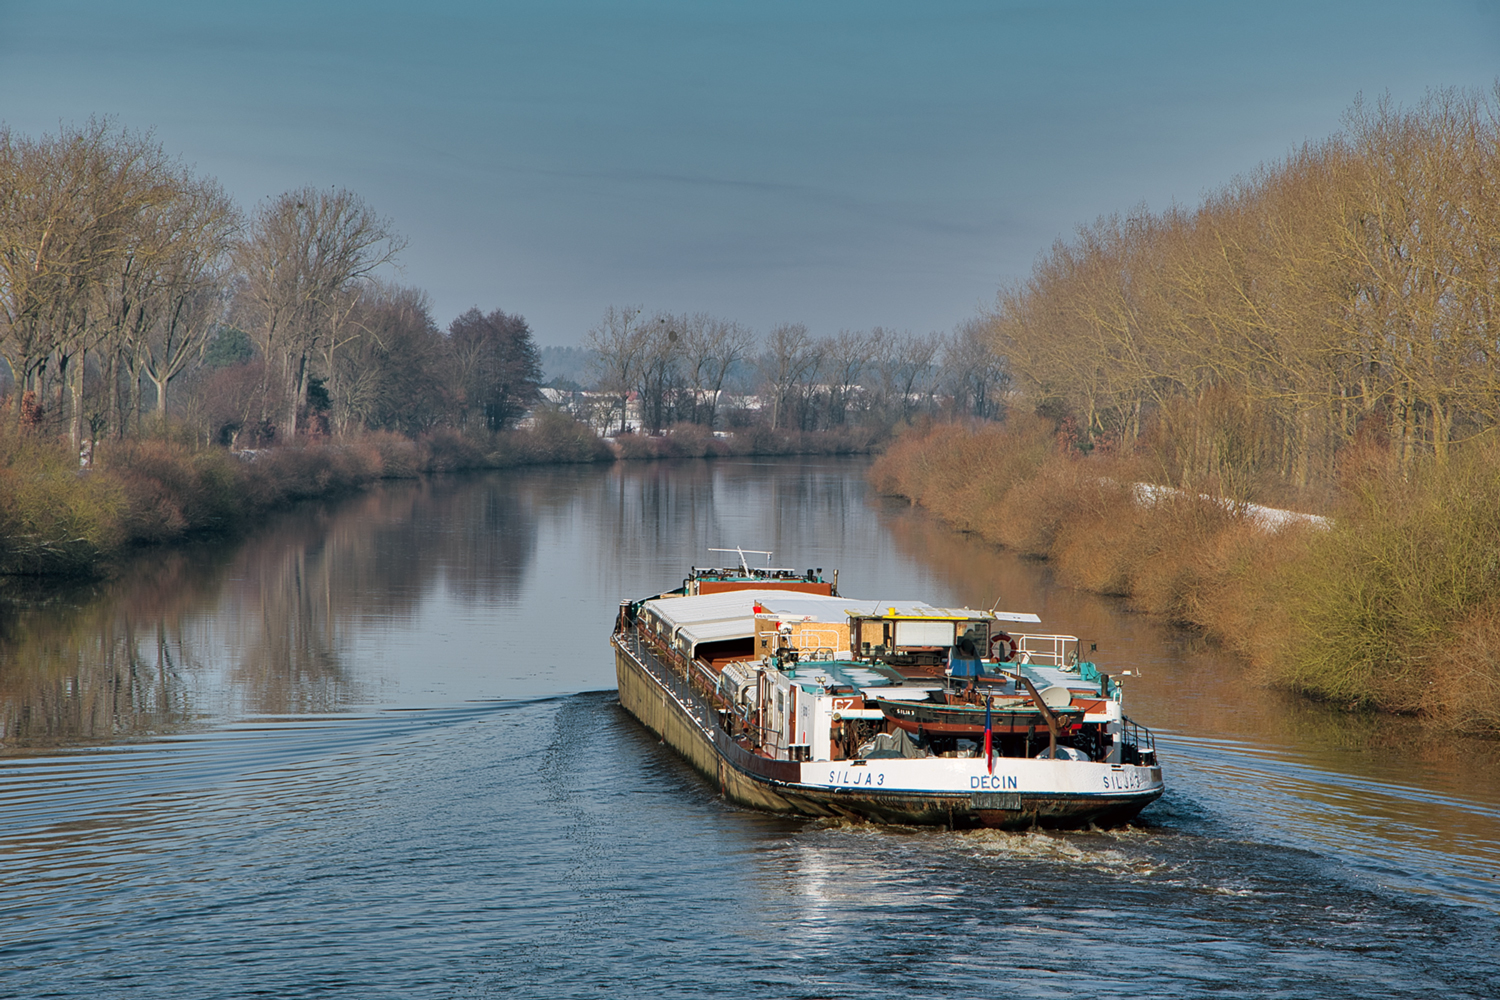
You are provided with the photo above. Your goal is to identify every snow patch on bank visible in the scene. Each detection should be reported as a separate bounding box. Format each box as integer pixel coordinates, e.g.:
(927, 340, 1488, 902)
(1132, 483, 1332, 532)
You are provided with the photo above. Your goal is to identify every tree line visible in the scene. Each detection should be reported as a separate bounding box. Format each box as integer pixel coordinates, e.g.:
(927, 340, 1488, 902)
(583, 307, 1006, 435)
(1, 118, 1007, 454)
(0, 119, 541, 449)
(985, 87, 1500, 496)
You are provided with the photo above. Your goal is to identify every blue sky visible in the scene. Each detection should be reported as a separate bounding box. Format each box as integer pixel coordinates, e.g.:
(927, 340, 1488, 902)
(2, 1, 1498, 344)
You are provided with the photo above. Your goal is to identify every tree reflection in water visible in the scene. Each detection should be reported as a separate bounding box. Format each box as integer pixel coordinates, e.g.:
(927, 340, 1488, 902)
(0, 456, 901, 747)
(0, 555, 221, 747)
(0, 474, 541, 744)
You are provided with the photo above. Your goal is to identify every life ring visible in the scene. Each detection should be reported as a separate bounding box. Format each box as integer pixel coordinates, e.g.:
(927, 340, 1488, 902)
(990, 631, 1017, 662)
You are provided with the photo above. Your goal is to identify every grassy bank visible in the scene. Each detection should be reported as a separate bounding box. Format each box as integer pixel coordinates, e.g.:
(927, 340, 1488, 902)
(0, 411, 882, 578)
(0, 411, 611, 576)
(607, 423, 880, 460)
(869, 418, 1500, 734)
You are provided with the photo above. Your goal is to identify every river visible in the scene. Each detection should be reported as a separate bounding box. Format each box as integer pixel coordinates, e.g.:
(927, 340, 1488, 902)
(1, 457, 1497, 999)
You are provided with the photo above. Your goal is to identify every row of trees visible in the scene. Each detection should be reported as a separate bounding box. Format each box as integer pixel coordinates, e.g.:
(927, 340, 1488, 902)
(0, 120, 237, 446)
(0, 120, 542, 447)
(1, 118, 1004, 452)
(198, 292, 541, 444)
(584, 307, 1007, 435)
(985, 87, 1500, 494)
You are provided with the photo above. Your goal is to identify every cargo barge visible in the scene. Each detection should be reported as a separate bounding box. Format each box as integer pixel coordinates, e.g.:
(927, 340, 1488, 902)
(612, 553, 1163, 829)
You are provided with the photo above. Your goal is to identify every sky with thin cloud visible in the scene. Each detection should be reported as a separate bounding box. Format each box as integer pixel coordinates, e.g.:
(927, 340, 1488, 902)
(2, 1, 1498, 344)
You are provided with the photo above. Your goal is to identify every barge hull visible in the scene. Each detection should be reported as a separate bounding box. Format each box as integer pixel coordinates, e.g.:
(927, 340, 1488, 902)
(613, 636, 1161, 830)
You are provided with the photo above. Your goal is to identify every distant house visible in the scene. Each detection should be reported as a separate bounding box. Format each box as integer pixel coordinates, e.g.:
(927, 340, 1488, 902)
(518, 387, 640, 435)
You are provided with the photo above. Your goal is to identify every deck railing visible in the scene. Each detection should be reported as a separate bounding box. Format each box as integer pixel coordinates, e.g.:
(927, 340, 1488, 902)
(1011, 633, 1079, 667)
(1120, 718, 1157, 765)
(619, 631, 719, 738)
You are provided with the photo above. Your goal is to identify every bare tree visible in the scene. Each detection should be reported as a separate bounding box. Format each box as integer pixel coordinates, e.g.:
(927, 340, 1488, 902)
(233, 187, 405, 441)
(942, 318, 1009, 420)
(334, 284, 447, 434)
(586, 305, 647, 434)
(758, 322, 822, 430)
(635, 313, 683, 433)
(882, 330, 940, 424)
(131, 178, 240, 420)
(824, 329, 874, 426)
(0, 120, 177, 443)
(678, 314, 754, 428)
(979, 85, 1500, 492)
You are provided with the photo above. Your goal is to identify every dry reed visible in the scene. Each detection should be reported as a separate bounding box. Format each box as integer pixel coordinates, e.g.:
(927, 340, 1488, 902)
(869, 420, 1500, 731)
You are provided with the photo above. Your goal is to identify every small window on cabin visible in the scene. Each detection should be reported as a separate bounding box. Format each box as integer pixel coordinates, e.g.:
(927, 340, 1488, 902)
(777, 690, 784, 715)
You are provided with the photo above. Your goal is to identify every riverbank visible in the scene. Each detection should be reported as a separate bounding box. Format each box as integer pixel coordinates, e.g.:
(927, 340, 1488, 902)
(869, 418, 1500, 734)
(0, 413, 880, 577)
(606, 422, 879, 460)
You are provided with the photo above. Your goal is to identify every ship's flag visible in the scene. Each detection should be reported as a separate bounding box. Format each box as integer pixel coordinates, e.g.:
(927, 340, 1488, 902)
(984, 696, 994, 774)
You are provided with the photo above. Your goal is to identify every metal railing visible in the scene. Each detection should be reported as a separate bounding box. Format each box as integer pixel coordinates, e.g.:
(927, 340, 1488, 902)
(619, 632, 719, 738)
(1010, 633, 1080, 667)
(1120, 717, 1157, 765)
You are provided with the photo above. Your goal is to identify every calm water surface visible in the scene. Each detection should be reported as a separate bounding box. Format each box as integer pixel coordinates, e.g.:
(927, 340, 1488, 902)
(1, 458, 1497, 998)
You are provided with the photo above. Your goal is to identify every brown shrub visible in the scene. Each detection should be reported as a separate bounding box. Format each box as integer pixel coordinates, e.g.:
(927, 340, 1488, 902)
(421, 428, 488, 472)
(356, 431, 425, 478)
(105, 440, 199, 543)
(726, 425, 784, 456)
(491, 410, 613, 465)
(658, 423, 718, 458)
(869, 416, 1053, 533)
(237, 444, 382, 508)
(609, 431, 659, 460)
(1427, 602, 1500, 735)
(1271, 441, 1500, 715)
(1048, 474, 1142, 595)
(1183, 519, 1300, 663)
(92, 439, 243, 543)
(869, 421, 1326, 675)
(1122, 492, 1241, 623)
(522, 409, 613, 463)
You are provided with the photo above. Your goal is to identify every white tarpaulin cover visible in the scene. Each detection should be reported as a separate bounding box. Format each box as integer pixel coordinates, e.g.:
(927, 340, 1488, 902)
(642, 590, 854, 654)
(641, 590, 1040, 656)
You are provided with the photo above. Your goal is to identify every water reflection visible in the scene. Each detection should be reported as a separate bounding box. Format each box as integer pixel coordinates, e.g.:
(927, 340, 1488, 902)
(584, 459, 948, 603)
(0, 556, 219, 747)
(0, 459, 895, 747)
(0, 476, 545, 742)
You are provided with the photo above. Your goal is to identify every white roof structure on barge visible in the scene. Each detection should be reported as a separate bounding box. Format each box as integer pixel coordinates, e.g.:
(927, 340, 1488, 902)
(836, 599, 1040, 624)
(641, 591, 1040, 655)
(642, 590, 850, 652)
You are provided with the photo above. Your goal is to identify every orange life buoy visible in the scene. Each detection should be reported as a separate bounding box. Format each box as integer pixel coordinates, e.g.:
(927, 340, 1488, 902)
(990, 631, 1017, 662)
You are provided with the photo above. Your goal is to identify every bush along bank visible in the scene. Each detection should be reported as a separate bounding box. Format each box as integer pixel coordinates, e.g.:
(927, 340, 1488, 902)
(868, 418, 1500, 734)
(0, 411, 884, 578)
(606, 423, 881, 460)
(0, 412, 614, 577)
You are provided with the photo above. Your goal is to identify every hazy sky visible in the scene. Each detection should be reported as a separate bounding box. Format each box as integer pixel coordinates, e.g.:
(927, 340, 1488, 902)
(2, 1, 1498, 344)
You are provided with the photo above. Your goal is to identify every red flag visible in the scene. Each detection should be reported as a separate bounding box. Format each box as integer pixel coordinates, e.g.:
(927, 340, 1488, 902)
(984, 696, 994, 774)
